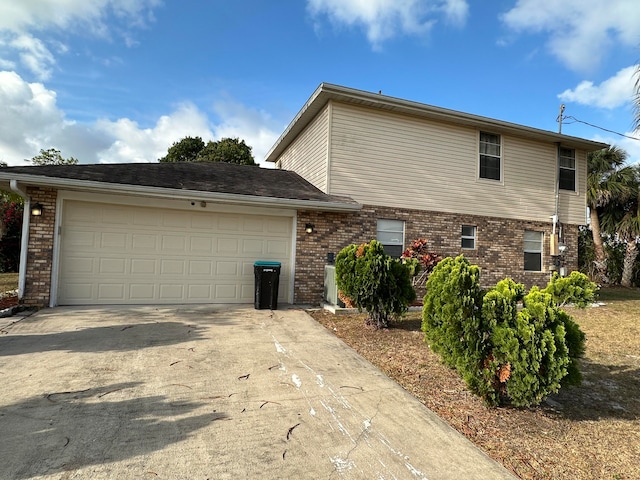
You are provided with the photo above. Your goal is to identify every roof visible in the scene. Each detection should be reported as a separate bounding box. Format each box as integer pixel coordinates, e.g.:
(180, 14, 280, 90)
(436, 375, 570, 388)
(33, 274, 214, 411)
(265, 83, 609, 163)
(0, 162, 360, 212)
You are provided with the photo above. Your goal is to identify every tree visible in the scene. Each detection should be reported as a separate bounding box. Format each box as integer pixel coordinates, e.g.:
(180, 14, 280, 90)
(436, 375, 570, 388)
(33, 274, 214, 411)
(600, 166, 640, 287)
(158, 136, 205, 163)
(586, 146, 635, 283)
(196, 137, 256, 165)
(158, 136, 257, 165)
(29, 148, 78, 165)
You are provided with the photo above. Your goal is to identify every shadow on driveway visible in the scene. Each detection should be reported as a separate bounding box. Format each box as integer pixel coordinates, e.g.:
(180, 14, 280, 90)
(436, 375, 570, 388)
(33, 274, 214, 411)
(0, 321, 205, 356)
(0, 382, 224, 479)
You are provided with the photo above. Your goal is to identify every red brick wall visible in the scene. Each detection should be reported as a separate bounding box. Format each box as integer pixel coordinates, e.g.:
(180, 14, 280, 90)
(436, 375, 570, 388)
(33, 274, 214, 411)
(22, 187, 57, 307)
(295, 205, 578, 305)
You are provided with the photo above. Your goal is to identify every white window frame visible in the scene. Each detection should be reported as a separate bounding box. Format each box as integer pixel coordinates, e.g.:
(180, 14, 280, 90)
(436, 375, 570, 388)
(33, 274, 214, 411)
(376, 219, 405, 258)
(524, 230, 543, 272)
(479, 131, 502, 181)
(559, 147, 576, 192)
(461, 225, 476, 249)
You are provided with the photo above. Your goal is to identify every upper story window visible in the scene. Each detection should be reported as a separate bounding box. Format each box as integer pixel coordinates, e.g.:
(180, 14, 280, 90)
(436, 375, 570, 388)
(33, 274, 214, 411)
(377, 219, 404, 258)
(461, 225, 476, 249)
(479, 132, 501, 181)
(524, 230, 543, 272)
(559, 147, 576, 191)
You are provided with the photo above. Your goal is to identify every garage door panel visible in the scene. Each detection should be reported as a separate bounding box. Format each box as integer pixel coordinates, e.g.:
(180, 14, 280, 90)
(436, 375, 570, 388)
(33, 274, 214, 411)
(59, 201, 292, 305)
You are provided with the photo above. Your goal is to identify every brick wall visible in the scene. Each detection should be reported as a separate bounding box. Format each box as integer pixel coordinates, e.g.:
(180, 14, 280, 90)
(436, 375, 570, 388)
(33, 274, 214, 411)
(23, 187, 57, 307)
(295, 205, 578, 305)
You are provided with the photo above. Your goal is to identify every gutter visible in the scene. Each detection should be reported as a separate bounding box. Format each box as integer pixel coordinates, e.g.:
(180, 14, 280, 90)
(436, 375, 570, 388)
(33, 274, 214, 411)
(9, 180, 29, 300)
(0, 174, 362, 213)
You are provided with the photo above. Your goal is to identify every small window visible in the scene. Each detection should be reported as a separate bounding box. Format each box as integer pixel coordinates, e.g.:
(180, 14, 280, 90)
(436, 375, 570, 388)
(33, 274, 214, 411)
(559, 148, 576, 191)
(377, 219, 404, 258)
(479, 132, 501, 181)
(461, 225, 476, 249)
(524, 231, 543, 272)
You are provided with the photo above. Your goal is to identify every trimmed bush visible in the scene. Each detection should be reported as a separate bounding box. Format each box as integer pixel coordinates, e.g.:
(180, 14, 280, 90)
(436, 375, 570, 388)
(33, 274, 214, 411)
(422, 256, 590, 407)
(335, 240, 416, 329)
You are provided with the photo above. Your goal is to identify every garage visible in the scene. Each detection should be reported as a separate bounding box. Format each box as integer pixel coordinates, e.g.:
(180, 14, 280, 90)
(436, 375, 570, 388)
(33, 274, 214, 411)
(57, 200, 293, 305)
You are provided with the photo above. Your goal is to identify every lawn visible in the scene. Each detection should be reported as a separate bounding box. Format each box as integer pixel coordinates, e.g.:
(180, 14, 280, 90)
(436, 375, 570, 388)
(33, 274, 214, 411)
(309, 287, 640, 480)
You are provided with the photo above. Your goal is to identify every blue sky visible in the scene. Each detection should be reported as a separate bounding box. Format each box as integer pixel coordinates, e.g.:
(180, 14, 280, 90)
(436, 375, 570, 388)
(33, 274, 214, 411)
(1, 0, 639, 167)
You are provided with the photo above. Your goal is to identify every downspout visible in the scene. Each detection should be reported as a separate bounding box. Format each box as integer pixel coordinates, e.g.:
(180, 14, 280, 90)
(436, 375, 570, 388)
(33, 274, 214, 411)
(553, 143, 560, 235)
(10, 180, 29, 300)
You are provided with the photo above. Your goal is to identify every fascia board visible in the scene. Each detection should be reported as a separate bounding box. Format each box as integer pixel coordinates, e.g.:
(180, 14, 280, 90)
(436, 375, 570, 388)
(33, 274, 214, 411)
(0, 173, 362, 212)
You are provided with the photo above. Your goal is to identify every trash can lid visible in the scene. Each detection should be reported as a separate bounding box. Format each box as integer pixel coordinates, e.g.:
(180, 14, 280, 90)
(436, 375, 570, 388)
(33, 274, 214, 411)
(254, 261, 281, 267)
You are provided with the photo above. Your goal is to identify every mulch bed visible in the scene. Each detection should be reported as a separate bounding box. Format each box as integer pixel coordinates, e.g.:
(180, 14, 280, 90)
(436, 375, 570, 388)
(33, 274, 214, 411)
(309, 309, 640, 480)
(0, 295, 18, 311)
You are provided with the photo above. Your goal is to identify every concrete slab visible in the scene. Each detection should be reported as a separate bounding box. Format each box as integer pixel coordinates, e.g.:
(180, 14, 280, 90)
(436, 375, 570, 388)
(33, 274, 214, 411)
(0, 306, 516, 479)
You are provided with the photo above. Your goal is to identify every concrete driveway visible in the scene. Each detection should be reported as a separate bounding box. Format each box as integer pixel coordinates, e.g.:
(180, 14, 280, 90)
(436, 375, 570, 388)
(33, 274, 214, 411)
(0, 306, 515, 479)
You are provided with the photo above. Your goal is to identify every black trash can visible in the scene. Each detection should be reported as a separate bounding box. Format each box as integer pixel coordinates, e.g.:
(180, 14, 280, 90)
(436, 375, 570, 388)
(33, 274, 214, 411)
(254, 261, 281, 310)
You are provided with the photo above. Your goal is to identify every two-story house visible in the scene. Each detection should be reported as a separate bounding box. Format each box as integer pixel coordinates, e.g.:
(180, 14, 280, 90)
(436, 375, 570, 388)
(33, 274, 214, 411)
(0, 83, 606, 307)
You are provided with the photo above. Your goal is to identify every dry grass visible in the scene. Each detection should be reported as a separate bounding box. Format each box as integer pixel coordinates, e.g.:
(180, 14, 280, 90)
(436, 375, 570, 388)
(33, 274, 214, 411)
(309, 288, 640, 480)
(0, 272, 18, 294)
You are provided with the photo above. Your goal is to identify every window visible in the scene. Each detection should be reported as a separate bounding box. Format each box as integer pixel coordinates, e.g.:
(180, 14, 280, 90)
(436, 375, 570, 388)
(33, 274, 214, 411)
(559, 147, 576, 191)
(461, 225, 476, 249)
(479, 132, 501, 181)
(377, 219, 404, 258)
(524, 230, 543, 272)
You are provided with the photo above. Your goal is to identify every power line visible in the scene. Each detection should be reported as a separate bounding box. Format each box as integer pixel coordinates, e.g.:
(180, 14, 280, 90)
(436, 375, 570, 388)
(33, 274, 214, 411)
(560, 115, 640, 141)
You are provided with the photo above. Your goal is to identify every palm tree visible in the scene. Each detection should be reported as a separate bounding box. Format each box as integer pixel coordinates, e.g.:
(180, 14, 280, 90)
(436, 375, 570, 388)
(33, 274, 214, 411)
(600, 166, 640, 287)
(586, 147, 635, 283)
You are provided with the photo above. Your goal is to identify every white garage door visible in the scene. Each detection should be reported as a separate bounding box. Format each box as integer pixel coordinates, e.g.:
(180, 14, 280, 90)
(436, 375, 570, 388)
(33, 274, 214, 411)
(58, 201, 293, 305)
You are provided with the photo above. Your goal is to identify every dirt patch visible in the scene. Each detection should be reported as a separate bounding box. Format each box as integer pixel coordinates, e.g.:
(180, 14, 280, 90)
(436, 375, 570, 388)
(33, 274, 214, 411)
(309, 296, 640, 480)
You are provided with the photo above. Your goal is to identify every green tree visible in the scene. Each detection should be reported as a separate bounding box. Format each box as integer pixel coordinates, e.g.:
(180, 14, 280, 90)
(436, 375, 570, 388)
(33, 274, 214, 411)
(196, 137, 256, 165)
(600, 166, 640, 287)
(586, 146, 635, 283)
(29, 148, 78, 165)
(158, 136, 205, 163)
(335, 240, 416, 329)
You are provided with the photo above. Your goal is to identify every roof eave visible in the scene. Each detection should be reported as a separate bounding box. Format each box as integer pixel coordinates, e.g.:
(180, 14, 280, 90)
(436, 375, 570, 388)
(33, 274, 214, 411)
(264, 83, 609, 162)
(0, 174, 362, 212)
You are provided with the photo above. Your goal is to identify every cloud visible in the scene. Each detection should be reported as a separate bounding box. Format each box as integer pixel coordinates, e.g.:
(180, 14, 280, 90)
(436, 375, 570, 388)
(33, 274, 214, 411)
(558, 66, 637, 109)
(501, 0, 640, 71)
(307, 0, 469, 49)
(0, 70, 280, 167)
(0, 0, 160, 79)
(8, 34, 56, 80)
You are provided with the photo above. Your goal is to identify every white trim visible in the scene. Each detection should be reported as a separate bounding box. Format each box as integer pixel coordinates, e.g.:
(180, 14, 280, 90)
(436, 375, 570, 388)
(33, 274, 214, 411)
(290, 212, 298, 304)
(325, 101, 333, 194)
(0, 173, 361, 213)
(49, 194, 64, 307)
(10, 180, 29, 299)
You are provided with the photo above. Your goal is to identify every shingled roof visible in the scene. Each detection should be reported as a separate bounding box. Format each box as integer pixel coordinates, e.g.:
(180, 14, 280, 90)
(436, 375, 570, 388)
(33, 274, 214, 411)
(0, 162, 360, 211)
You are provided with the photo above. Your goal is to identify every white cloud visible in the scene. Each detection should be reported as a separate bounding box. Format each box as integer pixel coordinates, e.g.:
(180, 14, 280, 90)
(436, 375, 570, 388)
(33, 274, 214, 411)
(0, 0, 160, 35)
(95, 104, 214, 164)
(558, 66, 637, 109)
(0, 70, 280, 167)
(9, 34, 56, 80)
(501, 0, 640, 71)
(0, 0, 160, 79)
(307, 0, 469, 49)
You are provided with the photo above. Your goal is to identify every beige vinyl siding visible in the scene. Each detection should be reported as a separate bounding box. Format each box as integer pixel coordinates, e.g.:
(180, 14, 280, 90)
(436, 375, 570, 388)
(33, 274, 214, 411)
(276, 104, 329, 192)
(327, 103, 586, 225)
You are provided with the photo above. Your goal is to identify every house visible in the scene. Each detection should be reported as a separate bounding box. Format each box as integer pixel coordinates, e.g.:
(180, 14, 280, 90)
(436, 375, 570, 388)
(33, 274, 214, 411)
(0, 162, 358, 307)
(0, 83, 607, 308)
(264, 83, 607, 303)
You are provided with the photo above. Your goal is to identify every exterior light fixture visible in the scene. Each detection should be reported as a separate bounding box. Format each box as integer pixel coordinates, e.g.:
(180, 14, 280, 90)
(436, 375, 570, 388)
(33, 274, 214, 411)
(305, 223, 314, 234)
(31, 202, 43, 217)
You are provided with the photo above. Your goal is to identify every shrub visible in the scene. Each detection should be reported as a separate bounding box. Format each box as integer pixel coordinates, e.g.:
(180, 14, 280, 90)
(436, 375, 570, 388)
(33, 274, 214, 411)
(335, 240, 416, 329)
(0, 201, 23, 273)
(422, 256, 589, 407)
(544, 271, 598, 307)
